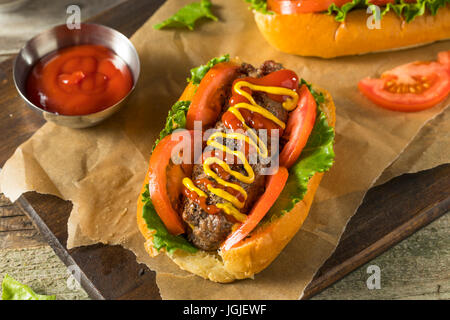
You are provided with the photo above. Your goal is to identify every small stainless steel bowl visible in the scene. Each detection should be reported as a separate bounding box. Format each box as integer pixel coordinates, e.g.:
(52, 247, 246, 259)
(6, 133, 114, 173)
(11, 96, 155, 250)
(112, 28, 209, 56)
(13, 23, 140, 128)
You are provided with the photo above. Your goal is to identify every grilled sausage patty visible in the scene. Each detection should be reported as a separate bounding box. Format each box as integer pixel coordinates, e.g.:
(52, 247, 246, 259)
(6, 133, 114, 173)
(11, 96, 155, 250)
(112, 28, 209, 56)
(182, 61, 288, 251)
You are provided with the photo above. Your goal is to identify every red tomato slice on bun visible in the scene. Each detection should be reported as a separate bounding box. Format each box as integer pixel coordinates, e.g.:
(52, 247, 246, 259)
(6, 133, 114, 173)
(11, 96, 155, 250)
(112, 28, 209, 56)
(186, 62, 239, 130)
(221, 166, 289, 251)
(148, 130, 195, 235)
(266, 0, 409, 14)
(279, 85, 317, 168)
(267, 0, 351, 14)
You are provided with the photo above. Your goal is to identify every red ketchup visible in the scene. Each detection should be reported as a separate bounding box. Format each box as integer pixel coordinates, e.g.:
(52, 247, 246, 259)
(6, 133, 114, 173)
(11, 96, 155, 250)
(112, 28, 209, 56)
(26, 44, 133, 116)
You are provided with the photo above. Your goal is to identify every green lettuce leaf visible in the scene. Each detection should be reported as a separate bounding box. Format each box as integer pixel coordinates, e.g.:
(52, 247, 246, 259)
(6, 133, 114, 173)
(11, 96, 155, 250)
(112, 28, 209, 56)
(328, 0, 449, 23)
(244, 0, 273, 14)
(187, 54, 230, 85)
(1, 274, 56, 300)
(300, 79, 326, 105)
(153, 100, 190, 150)
(327, 0, 363, 21)
(141, 186, 198, 254)
(154, 0, 218, 30)
(398, 0, 448, 22)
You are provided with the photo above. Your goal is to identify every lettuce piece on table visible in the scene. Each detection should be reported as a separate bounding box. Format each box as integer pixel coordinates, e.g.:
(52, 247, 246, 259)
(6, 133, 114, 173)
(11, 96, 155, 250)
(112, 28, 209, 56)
(1, 274, 56, 300)
(154, 0, 218, 30)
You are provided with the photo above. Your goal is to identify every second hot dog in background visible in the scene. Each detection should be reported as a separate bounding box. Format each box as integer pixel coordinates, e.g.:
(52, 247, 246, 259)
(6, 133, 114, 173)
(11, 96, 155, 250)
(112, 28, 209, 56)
(246, 0, 450, 58)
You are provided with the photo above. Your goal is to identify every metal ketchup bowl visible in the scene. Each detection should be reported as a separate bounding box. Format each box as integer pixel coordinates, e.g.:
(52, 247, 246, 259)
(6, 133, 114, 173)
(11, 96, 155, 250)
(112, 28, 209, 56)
(13, 23, 140, 128)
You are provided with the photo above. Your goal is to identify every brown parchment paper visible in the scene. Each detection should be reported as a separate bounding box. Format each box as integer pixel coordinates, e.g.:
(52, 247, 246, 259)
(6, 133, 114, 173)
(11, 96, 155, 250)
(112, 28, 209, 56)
(0, 0, 449, 299)
(376, 107, 450, 185)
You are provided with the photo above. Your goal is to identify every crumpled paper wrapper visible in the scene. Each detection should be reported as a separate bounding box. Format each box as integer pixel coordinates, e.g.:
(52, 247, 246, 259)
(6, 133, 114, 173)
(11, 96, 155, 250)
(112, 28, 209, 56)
(0, 0, 449, 299)
(376, 107, 450, 185)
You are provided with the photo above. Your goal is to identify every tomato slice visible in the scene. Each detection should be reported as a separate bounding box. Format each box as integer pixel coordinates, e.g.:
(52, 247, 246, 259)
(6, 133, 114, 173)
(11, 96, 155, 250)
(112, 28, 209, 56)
(221, 167, 289, 251)
(148, 130, 194, 235)
(186, 62, 239, 130)
(438, 51, 450, 71)
(267, 0, 414, 14)
(358, 60, 450, 112)
(267, 0, 350, 14)
(279, 85, 317, 169)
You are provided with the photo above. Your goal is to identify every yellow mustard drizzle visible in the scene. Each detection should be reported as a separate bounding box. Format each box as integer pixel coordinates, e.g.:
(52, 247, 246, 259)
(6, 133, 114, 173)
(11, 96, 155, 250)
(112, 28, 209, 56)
(216, 203, 247, 222)
(234, 81, 299, 113)
(182, 177, 207, 198)
(182, 80, 299, 223)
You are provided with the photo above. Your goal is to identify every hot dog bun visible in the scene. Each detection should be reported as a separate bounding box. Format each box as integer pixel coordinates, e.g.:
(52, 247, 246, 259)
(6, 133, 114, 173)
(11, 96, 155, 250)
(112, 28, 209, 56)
(253, 6, 450, 58)
(136, 83, 335, 283)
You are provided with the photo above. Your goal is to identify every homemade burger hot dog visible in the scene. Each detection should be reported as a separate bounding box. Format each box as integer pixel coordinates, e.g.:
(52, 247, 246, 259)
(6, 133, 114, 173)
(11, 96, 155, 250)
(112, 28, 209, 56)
(247, 0, 450, 58)
(137, 56, 336, 282)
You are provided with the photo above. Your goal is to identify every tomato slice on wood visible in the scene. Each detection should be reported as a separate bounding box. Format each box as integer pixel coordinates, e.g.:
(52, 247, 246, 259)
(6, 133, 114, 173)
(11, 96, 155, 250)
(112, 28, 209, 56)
(279, 85, 317, 169)
(221, 167, 289, 251)
(148, 130, 194, 235)
(358, 60, 450, 112)
(186, 62, 239, 130)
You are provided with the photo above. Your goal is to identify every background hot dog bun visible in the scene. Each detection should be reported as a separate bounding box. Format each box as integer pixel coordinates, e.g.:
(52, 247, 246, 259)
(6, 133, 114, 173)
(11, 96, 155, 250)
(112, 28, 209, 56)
(253, 6, 450, 58)
(137, 84, 336, 283)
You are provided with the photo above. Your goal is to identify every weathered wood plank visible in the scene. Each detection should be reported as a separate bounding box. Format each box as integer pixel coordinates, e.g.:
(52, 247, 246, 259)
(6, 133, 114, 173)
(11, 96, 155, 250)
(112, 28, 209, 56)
(0, 246, 89, 299)
(312, 212, 450, 300)
(0, 193, 46, 249)
(1, 211, 447, 300)
(0, 228, 45, 249)
(0, 193, 47, 248)
(0, 215, 35, 231)
(303, 164, 450, 298)
(0, 206, 24, 218)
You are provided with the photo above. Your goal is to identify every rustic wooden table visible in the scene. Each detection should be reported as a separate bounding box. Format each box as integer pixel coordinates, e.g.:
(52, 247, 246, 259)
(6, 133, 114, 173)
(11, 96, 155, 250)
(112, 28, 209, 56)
(0, 0, 448, 300)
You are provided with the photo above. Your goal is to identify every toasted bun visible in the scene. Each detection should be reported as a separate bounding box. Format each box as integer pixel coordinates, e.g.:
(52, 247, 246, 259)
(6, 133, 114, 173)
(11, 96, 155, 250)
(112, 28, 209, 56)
(137, 83, 336, 283)
(253, 6, 450, 58)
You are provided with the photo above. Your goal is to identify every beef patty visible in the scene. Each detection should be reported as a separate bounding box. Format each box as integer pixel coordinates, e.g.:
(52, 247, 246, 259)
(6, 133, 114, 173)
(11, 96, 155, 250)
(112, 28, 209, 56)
(182, 61, 288, 251)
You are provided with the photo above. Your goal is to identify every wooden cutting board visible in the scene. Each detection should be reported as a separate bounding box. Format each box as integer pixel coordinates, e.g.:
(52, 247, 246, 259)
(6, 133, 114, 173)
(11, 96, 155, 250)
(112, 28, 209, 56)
(0, 0, 448, 300)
